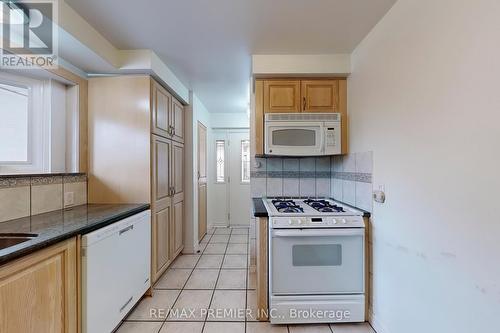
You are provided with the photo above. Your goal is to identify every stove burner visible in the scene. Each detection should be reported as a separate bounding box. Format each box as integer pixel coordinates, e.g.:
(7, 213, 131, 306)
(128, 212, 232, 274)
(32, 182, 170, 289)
(303, 199, 345, 213)
(272, 199, 304, 213)
(279, 207, 303, 213)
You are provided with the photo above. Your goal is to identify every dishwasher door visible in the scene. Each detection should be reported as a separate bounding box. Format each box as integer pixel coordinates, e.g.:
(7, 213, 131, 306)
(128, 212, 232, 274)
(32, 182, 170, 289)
(82, 210, 151, 333)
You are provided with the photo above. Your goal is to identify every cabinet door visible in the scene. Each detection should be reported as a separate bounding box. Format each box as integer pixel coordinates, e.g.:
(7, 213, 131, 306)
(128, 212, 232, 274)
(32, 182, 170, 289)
(151, 135, 172, 283)
(152, 205, 171, 282)
(263, 80, 301, 113)
(171, 97, 185, 143)
(0, 238, 77, 333)
(301, 80, 339, 112)
(172, 200, 184, 256)
(172, 142, 184, 196)
(152, 81, 172, 138)
(198, 183, 207, 241)
(152, 135, 171, 204)
(171, 141, 184, 257)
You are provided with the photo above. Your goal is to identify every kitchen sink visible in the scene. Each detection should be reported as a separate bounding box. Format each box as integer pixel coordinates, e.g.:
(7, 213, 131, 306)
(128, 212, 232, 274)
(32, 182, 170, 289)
(0, 233, 38, 250)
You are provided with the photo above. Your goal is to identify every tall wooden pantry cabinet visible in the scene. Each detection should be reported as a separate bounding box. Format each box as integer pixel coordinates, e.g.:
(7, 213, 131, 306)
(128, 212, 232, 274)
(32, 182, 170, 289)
(88, 75, 185, 284)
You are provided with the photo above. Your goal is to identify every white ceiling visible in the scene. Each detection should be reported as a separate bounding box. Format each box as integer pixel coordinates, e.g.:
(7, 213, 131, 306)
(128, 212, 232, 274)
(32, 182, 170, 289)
(66, 0, 396, 113)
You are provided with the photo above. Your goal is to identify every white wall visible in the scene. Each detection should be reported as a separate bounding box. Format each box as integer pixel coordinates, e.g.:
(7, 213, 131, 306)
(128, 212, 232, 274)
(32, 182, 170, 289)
(49, 80, 67, 173)
(210, 112, 249, 129)
(252, 54, 351, 76)
(184, 92, 211, 253)
(348, 0, 500, 332)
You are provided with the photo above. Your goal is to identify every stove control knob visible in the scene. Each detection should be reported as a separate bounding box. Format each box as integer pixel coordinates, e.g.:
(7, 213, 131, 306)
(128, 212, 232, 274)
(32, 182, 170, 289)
(288, 219, 293, 225)
(341, 219, 347, 224)
(332, 219, 337, 224)
(297, 219, 302, 225)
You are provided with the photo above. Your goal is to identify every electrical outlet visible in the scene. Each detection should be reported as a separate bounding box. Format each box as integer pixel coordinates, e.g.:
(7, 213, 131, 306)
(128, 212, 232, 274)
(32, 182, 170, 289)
(373, 187, 386, 203)
(64, 191, 75, 206)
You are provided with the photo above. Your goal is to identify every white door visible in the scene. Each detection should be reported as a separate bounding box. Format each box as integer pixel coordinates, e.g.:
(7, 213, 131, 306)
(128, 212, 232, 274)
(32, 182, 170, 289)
(209, 130, 229, 225)
(228, 131, 251, 226)
(208, 130, 251, 227)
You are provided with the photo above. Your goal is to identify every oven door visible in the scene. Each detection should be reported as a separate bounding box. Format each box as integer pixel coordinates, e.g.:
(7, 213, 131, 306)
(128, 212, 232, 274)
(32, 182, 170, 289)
(270, 228, 365, 295)
(265, 122, 323, 156)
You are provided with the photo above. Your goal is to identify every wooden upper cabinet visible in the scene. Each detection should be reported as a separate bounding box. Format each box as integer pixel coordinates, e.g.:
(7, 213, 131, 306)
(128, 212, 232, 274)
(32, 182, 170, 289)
(263, 80, 301, 113)
(301, 80, 339, 113)
(152, 79, 184, 142)
(152, 81, 172, 138)
(255, 78, 348, 154)
(171, 97, 184, 143)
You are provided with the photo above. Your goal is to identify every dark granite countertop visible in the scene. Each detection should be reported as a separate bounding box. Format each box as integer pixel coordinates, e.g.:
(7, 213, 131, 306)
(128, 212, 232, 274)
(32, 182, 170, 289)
(0, 203, 150, 265)
(251, 197, 371, 218)
(252, 198, 269, 217)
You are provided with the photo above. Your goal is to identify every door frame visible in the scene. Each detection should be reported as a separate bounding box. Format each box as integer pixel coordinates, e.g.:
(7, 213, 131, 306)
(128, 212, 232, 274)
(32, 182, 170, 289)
(197, 121, 207, 241)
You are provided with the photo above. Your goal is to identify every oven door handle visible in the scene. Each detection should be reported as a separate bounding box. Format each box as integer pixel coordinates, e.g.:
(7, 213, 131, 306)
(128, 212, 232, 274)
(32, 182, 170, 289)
(272, 228, 365, 238)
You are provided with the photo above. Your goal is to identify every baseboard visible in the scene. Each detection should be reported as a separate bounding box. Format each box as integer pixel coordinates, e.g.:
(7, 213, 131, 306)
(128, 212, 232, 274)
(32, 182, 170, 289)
(368, 310, 391, 333)
(209, 222, 250, 228)
(208, 222, 228, 229)
(182, 244, 197, 254)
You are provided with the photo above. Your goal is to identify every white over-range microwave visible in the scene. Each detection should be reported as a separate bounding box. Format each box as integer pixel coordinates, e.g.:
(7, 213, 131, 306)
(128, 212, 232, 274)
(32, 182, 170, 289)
(264, 113, 341, 156)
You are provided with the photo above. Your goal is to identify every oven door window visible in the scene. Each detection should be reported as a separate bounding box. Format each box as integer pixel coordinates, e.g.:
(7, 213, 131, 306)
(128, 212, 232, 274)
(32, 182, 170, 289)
(272, 128, 317, 147)
(271, 233, 364, 295)
(292, 244, 342, 266)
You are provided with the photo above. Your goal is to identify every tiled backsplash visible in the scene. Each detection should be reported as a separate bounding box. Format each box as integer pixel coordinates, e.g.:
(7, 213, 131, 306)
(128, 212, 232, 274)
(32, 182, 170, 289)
(250, 151, 373, 212)
(0, 174, 87, 223)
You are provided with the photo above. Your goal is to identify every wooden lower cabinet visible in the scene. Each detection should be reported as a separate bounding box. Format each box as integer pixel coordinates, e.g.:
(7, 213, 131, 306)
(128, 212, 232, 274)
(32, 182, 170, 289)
(172, 200, 184, 256)
(198, 183, 207, 241)
(0, 238, 77, 333)
(255, 218, 269, 321)
(152, 205, 172, 282)
(151, 136, 185, 284)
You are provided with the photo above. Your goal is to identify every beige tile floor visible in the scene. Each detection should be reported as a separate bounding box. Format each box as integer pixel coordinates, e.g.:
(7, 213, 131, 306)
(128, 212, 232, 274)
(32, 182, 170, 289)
(117, 227, 376, 333)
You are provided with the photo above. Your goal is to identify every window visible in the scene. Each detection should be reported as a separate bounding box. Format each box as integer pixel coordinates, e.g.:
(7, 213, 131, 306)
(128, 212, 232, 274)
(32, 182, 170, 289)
(0, 72, 77, 175)
(216, 140, 225, 183)
(241, 140, 250, 183)
(0, 82, 30, 163)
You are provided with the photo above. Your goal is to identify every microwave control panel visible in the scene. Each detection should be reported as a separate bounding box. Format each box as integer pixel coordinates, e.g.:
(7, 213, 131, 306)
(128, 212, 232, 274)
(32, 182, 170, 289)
(324, 122, 341, 154)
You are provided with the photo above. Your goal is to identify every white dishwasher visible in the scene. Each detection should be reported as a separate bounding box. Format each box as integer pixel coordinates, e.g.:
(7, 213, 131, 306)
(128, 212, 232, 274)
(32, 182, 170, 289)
(82, 210, 151, 333)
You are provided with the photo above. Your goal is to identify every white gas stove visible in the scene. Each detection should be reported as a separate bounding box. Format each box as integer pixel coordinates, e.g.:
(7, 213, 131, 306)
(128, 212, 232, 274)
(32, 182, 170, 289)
(265, 197, 366, 324)
(264, 198, 365, 228)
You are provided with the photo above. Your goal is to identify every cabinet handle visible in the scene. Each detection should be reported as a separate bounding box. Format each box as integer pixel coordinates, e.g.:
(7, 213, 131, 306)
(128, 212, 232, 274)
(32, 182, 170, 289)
(120, 296, 133, 312)
(303, 97, 306, 111)
(119, 225, 134, 235)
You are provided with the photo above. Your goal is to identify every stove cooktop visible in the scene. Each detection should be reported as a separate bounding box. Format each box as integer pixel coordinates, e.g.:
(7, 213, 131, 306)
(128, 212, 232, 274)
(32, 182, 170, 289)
(265, 198, 362, 217)
(265, 198, 364, 228)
